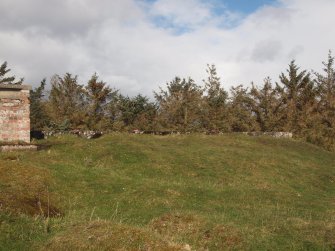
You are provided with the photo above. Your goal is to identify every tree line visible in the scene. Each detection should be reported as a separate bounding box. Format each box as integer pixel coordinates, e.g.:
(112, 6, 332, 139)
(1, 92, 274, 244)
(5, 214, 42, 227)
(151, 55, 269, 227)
(1, 52, 334, 151)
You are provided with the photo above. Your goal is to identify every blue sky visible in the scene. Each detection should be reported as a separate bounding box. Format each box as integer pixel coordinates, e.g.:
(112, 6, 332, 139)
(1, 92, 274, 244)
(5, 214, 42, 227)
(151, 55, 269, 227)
(218, 0, 278, 14)
(144, 0, 278, 14)
(143, 0, 279, 34)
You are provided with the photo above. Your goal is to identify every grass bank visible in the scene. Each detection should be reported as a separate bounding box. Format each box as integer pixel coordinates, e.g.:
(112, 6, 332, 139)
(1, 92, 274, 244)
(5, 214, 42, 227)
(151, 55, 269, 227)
(0, 134, 334, 250)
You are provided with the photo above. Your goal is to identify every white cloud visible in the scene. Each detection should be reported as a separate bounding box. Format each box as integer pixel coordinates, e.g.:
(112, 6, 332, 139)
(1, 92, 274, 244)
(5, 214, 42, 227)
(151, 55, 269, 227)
(0, 0, 334, 97)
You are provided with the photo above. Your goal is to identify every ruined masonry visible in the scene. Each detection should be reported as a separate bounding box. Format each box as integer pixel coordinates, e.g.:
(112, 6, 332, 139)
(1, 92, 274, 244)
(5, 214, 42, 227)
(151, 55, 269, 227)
(0, 84, 31, 143)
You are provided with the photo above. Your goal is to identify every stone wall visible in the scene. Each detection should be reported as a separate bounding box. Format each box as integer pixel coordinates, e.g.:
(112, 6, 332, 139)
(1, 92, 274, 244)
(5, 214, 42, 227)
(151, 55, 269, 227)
(0, 84, 31, 143)
(242, 131, 293, 138)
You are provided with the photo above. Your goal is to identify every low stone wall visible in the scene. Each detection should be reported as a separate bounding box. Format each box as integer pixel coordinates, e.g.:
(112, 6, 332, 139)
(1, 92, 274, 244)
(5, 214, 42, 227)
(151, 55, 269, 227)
(33, 130, 293, 139)
(41, 130, 103, 139)
(131, 130, 293, 138)
(242, 132, 293, 138)
(132, 130, 181, 135)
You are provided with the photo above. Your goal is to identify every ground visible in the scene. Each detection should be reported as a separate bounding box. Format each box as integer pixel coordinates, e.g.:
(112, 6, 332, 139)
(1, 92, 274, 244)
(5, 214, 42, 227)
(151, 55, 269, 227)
(0, 134, 334, 250)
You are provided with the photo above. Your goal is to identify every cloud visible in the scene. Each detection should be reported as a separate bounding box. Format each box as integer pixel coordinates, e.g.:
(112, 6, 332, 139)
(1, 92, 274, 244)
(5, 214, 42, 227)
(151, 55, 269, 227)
(0, 0, 334, 97)
(0, 0, 143, 38)
(251, 40, 283, 63)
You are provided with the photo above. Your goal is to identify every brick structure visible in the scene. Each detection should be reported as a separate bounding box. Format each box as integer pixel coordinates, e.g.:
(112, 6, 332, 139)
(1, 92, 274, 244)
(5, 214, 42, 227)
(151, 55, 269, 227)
(0, 84, 31, 143)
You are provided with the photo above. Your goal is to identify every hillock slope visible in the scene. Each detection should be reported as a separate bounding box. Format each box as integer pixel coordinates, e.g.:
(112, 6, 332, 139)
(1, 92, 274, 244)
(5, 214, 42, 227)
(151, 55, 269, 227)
(0, 134, 334, 250)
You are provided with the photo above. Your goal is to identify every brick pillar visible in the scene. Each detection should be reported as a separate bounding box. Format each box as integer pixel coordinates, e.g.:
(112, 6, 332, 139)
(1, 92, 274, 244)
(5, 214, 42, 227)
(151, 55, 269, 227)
(0, 85, 31, 144)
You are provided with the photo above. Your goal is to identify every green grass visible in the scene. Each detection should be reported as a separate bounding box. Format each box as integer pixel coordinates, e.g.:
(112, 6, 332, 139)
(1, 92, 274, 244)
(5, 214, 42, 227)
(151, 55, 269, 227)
(0, 134, 335, 250)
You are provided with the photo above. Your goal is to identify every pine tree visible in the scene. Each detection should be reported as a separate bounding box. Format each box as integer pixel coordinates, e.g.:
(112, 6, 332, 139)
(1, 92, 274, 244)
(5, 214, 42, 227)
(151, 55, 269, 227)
(48, 73, 86, 130)
(276, 60, 313, 134)
(313, 51, 335, 150)
(315, 51, 335, 126)
(117, 94, 157, 130)
(0, 61, 23, 85)
(203, 64, 229, 132)
(30, 79, 49, 130)
(85, 73, 117, 130)
(250, 78, 282, 131)
(155, 77, 203, 131)
(228, 85, 259, 132)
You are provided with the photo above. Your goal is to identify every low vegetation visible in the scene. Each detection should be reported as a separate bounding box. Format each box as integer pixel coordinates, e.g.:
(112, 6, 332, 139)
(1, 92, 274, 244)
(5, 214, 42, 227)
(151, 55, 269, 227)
(1, 134, 334, 250)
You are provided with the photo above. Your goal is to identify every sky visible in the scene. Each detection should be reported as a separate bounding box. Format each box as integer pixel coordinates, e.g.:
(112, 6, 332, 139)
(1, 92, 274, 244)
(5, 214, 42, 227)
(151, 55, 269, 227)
(0, 0, 334, 97)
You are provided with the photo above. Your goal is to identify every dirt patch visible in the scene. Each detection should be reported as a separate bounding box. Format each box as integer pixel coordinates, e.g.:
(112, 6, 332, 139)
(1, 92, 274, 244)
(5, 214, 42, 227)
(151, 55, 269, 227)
(202, 225, 244, 250)
(150, 213, 204, 236)
(324, 223, 335, 250)
(0, 193, 62, 217)
(36, 144, 52, 151)
(43, 220, 186, 251)
(149, 213, 244, 250)
(0, 160, 62, 217)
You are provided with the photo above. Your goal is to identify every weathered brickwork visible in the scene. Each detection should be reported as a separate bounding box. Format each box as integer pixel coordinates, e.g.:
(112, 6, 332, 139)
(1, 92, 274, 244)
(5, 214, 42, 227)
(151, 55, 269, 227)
(0, 84, 31, 143)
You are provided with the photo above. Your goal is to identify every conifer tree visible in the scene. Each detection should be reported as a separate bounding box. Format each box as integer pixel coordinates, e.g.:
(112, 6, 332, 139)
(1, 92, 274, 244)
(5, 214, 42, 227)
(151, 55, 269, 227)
(48, 73, 86, 130)
(315, 51, 335, 126)
(0, 61, 23, 85)
(314, 51, 335, 150)
(117, 94, 157, 130)
(155, 77, 203, 131)
(276, 60, 313, 134)
(85, 73, 117, 130)
(250, 78, 282, 131)
(203, 64, 229, 132)
(30, 79, 49, 130)
(228, 85, 258, 132)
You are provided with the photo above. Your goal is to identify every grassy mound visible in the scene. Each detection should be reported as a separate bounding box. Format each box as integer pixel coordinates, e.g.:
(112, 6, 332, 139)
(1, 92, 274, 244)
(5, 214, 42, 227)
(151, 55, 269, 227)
(0, 134, 334, 250)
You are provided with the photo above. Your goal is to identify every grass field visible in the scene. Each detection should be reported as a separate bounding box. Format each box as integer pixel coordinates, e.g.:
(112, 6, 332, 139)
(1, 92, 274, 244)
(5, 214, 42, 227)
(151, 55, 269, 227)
(0, 134, 334, 250)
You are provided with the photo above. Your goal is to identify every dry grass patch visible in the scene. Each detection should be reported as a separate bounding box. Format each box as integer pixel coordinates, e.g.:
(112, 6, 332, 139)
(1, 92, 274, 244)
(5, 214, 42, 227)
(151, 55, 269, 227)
(0, 157, 62, 217)
(149, 213, 244, 250)
(324, 223, 335, 250)
(43, 220, 186, 251)
(150, 213, 203, 237)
